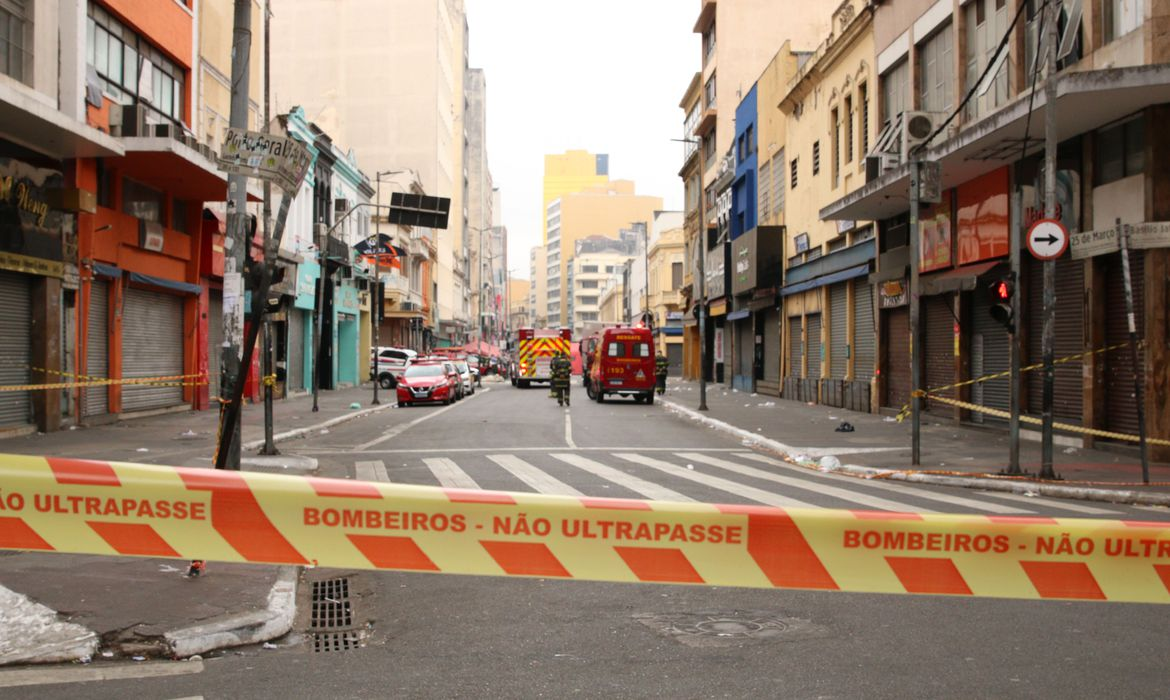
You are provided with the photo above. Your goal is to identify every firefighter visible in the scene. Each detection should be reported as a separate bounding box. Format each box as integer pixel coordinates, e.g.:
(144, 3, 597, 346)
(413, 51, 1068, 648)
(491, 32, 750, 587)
(550, 350, 572, 406)
(655, 351, 669, 395)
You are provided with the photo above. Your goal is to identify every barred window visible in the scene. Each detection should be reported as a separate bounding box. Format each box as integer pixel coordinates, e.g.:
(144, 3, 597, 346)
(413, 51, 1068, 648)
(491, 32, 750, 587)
(758, 159, 771, 221)
(773, 149, 785, 215)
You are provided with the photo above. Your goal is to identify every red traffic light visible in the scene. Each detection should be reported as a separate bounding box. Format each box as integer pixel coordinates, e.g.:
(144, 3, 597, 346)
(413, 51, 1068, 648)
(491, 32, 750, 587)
(994, 280, 1010, 300)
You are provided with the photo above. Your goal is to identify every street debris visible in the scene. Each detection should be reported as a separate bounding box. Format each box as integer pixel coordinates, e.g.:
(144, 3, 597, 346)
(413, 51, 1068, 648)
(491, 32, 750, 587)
(319, 429, 330, 435)
(819, 456, 841, 470)
(135, 448, 149, 452)
(349, 402, 361, 409)
(262, 642, 278, 650)
(835, 422, 855, 433)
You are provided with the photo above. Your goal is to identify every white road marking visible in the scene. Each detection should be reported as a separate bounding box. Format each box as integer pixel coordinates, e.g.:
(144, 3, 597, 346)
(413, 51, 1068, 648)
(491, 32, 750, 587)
(487, 454, 585, 497)
(978, 491, 1122, 515)
(354, 460, 390, 483)
(730, 452, 1036, 514)
(0, 660, 204, 688)
(614, 453, 816, 508)
(564, 408, 576, 448)
(318, 446, 747, 454)
(422, 457, 480, 490)
(676, 452, 934, 513)
(354, 388, 488, 450)
(550, 453, 695, 502)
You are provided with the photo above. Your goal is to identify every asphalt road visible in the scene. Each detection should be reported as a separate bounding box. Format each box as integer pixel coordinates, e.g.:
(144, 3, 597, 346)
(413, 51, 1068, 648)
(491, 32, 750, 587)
(7, 379, 1170, 699)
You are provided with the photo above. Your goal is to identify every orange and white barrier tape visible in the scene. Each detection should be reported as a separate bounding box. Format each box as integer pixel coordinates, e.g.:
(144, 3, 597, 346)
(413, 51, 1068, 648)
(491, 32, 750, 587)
(2, 454, 1170, 603)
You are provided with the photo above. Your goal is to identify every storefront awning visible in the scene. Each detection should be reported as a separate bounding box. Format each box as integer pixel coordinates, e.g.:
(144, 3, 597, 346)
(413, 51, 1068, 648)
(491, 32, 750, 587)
(129, 271, 202, 295)
(726, 309, 751, 321)
(820, 64, 1170, 222)
(781, 263, 870, 297)
(112, 136, 258, 203)
(92, 262, 122, 278)
(920, 260, 1002, 296)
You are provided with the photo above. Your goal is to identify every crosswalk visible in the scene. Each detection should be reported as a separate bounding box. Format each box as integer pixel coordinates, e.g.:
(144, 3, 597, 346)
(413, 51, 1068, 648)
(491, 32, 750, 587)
(344, 450, 1156, 519)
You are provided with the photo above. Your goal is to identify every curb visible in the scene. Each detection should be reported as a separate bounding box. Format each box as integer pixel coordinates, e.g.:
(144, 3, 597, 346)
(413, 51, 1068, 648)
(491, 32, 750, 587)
(658, 398, 1170, 508)
(164, 566, 298, 659)
(241, 403, 395, 451)
(0, 585, 99, 666)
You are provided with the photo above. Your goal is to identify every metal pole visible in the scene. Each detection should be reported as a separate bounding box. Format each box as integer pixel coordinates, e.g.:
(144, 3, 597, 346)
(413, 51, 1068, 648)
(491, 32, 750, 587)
(909, 159, 922, 466)
(217, 0, 253, 470)
(697, 147, 708, 411)
(372, 176, 381, 406)
(1118, 224, 1150, 483)
(311, 221, 325, 412)
(1007, 189, 1021, 474)
(259, 1, 277, 456)
(1039, 0, 1059, 479)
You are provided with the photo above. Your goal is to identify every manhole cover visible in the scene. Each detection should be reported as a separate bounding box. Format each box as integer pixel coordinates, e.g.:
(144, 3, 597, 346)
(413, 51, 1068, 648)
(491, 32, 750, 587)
(312, 631, 363, 653)
(634, 610, 827, 648)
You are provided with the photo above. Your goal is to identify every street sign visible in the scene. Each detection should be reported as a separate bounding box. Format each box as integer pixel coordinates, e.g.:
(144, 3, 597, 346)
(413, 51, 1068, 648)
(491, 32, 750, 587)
(217, 129, 312, 193)
(387, 192, 451, 230)
(1026, 219, 1068, 260)
(1071, 221, 1170, 259)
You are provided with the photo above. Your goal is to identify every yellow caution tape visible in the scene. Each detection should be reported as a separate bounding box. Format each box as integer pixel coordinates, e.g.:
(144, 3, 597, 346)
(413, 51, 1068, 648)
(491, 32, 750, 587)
(0, 375, 209, 392)
(3, 455, 1170, 603)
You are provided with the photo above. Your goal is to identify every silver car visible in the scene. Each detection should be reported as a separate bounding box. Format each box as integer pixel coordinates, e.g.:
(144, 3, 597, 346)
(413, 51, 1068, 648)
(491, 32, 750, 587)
(453, 360, 475, 396)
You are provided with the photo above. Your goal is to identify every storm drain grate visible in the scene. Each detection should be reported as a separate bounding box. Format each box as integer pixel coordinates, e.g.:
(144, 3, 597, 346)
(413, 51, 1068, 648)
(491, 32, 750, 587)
(312, 631, 362, 653)
(310, 577, 354, 629)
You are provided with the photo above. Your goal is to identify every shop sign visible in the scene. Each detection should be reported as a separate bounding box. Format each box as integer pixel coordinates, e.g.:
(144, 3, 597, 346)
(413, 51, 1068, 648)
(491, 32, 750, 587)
(879, 278, 909, 308)
(0, 158, 68, 266)
(0, 250, 63, 278)
(732, 234, 753, 295)
(336, 283, 360, 315)
(713, 327, 724, 364)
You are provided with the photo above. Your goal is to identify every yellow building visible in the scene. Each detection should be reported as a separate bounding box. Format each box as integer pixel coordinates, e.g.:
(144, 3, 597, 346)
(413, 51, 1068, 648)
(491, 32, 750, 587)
(544, 182, 662, 327)
(197, 0, 265, 145)
(647, 225, 686, 370)
(777, 0, 877, 411)
(542, 150, 610, 245)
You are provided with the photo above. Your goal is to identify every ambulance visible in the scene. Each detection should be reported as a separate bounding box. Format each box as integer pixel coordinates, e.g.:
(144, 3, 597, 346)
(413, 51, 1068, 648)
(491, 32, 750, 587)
(515, 327, 571, 388)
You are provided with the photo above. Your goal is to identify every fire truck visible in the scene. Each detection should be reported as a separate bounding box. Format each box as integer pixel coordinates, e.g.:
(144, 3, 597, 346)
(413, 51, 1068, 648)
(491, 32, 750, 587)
(515, 327, 571, 388)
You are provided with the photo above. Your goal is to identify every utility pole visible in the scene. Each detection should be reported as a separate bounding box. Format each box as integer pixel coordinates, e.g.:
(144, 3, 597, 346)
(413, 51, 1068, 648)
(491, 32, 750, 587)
(312, 221, 326, 413)
(259, 0, 278, 456)
(372, 176, 383, 406)
(1039, 0, 1059, 479)
(697, 147, 708, 411)
(1007, 190, 1021, 474)
(218, 0, 253, 470)
(1118, 221, 1150, 483)
(909, 158, 922, 466)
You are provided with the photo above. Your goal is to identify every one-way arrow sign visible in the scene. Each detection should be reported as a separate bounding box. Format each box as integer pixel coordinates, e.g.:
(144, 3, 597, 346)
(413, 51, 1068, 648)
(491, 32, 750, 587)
(1027, 219, 1069, 261)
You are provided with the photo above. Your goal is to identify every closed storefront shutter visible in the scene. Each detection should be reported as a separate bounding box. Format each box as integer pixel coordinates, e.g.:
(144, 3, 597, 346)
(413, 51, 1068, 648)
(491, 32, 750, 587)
(0, 272, 31, 427)
(1026, 257, 1084, 423)
(853, 283, 875, 379)
(884, 307, 911, 409)
(288, 308, 305, 391)
(829, 284, 848, 379)
(971, 282, 1011, 422)
(123, 288, 184, 412)
(763, 309, 781, 382)
(924, 296, 956, 413)
(666, 343, 683, 372)
(84, 280, 109, 417)
(789, 316, 803, 378)
(1104, 250, 1145, 438)
(208, 291, 223, 399)
(736, 318, 753, 381)
(805, 314, 822, 380)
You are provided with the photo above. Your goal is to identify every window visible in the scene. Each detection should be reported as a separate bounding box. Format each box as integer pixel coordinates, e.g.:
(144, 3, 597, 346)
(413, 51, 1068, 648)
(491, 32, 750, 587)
(87, 5, 186, 123)
(578, 296, 599, 307)
(1095, 114, 1145, 186)
(790, 157, 799, 189)
(122, 178, 164, 223)
(703, 23, 716, 61)
(918, 23, 954, 114)
(831, 108, 841, 188)
(172, 200, 189, 233)
(704, 72, 717, 110)
(844, 95, 854, 164)
(965, 0, 1008, 121)
(746, 125, 755, 155)
(773, 149, 786, 215)
(635, 342, 651, 358)
(0, 0, 32, 84)
(758, 159, 771, 221)
(812, 141, 821, 176)
(703, 133, 716, 162)
(581, 280, 599, 289)
(582, 265, 598, 273)
(607, 342, 626, 357)
(880, 59, 909, 128)
(1103, 0, 1144, 43)
(859, 83, 870, 155)
(671, 262, 683, 290)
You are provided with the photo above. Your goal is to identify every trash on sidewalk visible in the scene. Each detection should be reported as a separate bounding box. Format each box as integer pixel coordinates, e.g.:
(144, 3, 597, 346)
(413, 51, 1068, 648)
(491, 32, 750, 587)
(319, 429, 330, 435)
(835, 422, 855, 433)
(262, 642, 278, 650)
(135, 448, 149, 452)
(349, 403, 361, 409)
(819, 456, 842, 470)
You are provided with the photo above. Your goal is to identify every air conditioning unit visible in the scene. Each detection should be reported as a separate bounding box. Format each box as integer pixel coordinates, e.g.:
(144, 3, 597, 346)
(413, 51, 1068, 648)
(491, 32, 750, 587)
(114, 104, 148, 137)
(901, 111, 945, 162)
(334, 198, 350, 215)
(865, 153, 900, 182)
(153, 122, 179, 140)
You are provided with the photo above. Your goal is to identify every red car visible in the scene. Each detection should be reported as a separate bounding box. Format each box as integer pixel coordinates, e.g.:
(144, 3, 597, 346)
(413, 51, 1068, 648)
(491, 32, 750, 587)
(396, 362, 458, 407)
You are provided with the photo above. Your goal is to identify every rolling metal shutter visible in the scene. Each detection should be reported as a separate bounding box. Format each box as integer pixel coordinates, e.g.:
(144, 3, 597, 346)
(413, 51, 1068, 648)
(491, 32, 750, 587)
(736, 318, 753, 381)
(763, 309, 781, 382)
(805, 314, 822, 380)
(0, 272, 31, 427)
(829, 284, 848, 379)
(84, 280, 109, 417)
(122, 288, 184, 412)
(1104, 250, 1145, 438)
(924, 296, 956, 413)
(666, 343, 683, 373)
(1026, 257, 1084, 423)
(853, 283, 875, 379)
(971, 282, 1011, 423)
(208, 291, 223, 399)
(288, 309, 305, 391)
(789, 316, 803, 378)
(884, 307, 911, 409)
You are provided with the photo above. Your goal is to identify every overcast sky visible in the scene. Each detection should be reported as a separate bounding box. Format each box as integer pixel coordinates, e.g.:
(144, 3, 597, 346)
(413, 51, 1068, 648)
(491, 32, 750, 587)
(465, 0, 699, 279)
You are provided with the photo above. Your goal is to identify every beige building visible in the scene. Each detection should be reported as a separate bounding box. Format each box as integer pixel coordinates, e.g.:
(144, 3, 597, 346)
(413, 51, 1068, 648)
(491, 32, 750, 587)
(647, 225, 686, 368)
(528, 245, 547, 327)
(466, 68, 495, 343)
(542, 150, 610, 244)
(197, 0, 265, 147)
(507, 278, 531, 332)
(545, 182, 662, 327)
(569, 241, 635, 337)
(269, 0, 471, 344)
(598, 276, 626, 327)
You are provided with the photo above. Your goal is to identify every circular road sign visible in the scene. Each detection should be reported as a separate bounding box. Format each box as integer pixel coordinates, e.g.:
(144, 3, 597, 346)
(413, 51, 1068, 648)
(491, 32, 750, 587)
(1027, 219, 1069, 260)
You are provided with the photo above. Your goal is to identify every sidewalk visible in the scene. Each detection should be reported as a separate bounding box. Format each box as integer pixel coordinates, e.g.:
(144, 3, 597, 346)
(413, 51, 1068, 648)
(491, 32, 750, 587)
(0, 383, 393, 666)
(659, 379, 1170, 505)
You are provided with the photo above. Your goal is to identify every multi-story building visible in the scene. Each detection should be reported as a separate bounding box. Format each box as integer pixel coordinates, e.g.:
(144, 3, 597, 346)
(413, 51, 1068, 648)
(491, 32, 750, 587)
(545, 181, 661, 327)
(270, 0, 471, 346)
(542, 150, 609, 245)
(568, 236, 635, 337)
(465, 68, 495, 345)
(597, 275, 626, 328)
(815, 0, 1170, 459)
(646, 217, 686, 371)
(507, 277, 530, 333)
(678, 71, 704, 380)
(528, 244, 546, 327)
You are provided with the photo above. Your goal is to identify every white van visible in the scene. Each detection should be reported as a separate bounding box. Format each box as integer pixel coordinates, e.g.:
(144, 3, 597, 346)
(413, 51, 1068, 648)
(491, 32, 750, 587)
(372, 347, 417, 389)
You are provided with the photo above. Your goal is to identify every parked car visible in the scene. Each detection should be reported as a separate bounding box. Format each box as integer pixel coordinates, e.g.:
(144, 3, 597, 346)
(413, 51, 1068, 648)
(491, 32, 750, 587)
(372, 347, 417, 389)
(453, 360, 475, 395)
(396, 362, 456, 406)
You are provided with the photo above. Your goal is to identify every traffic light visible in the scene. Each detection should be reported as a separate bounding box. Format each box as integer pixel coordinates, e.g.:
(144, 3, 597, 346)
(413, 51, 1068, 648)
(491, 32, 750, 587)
(988, 274, 1015, 334)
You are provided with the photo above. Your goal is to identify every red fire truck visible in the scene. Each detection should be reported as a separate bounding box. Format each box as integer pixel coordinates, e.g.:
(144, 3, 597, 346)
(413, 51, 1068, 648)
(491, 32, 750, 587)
(514, 327, 571, 388)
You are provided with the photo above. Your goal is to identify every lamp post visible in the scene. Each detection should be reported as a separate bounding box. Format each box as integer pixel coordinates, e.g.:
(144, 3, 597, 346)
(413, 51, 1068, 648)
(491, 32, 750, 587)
(370, 170, 411, 406)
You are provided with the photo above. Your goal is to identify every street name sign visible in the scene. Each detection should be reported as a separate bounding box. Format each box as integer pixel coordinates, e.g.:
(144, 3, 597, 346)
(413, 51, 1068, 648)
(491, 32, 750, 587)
(217, 129, 312, 193)
(1071, 221, 1170, 259)
(1027, 219, 1068, 260)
